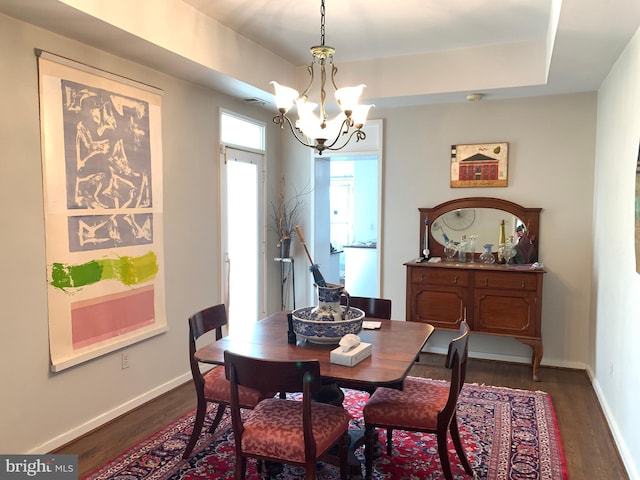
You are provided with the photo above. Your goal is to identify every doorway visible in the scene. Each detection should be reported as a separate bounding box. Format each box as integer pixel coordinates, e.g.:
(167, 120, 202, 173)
(312, 119, 383, 301)
(220, 112, 266, 335)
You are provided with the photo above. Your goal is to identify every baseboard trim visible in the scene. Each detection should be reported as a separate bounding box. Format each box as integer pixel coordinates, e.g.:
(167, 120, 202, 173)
(590, 375, 639, 480)
(36, 372, 192, 454)
(423, 346, 587, 370)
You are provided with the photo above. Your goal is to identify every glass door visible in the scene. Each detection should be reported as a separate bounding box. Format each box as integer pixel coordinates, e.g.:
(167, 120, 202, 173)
(220, 146, 264, 335)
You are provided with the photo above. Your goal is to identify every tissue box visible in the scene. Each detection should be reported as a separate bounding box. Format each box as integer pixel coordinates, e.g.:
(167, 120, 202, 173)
(330, 342, 372, 367)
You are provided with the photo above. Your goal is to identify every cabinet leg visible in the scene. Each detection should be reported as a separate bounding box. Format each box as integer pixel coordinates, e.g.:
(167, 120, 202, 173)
(515, 337, 543, 381)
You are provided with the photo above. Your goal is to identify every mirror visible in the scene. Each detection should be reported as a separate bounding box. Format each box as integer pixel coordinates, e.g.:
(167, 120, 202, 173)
(430, 208, 525, 249)
(418, 197, 541, 261)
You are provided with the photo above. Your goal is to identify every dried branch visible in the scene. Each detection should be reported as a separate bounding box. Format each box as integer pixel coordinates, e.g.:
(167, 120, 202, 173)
(269, 177, 312, 246)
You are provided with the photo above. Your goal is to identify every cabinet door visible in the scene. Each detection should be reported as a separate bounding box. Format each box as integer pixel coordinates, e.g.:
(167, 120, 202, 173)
(412, 285, 468, 328)
(473, 289, 538, 336)
(407, 266, 469, 329)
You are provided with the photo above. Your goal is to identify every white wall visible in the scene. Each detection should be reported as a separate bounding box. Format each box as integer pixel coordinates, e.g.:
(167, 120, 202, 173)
(592, 26, 640, 479)
(373, 94, 596, 367)
(0, 13, 280, 454)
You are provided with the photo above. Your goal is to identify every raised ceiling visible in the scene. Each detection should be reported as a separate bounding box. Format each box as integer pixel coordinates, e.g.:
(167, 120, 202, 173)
(1, 0, 639, 107)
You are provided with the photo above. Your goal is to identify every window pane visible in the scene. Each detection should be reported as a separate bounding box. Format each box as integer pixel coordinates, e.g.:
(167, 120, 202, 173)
(221, 112, 264, 150)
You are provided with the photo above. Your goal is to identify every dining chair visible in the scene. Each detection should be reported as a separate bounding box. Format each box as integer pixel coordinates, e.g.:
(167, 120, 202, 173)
(182, 304, 269, 460)
(340, 295, 392, 319)
(224, 350, 352, 480)
(362, 321, 474, 480)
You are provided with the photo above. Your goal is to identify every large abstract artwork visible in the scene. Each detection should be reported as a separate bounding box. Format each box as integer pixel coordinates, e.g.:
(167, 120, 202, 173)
(37, 51, 167, 371)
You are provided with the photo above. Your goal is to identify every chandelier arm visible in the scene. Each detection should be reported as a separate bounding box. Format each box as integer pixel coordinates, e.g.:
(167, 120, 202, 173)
(321, 117, 353, 150)
(273, 114, 316, 150)
(322, 129, 367, 152)
(300, 63, 315, 100)
(319, 63, 328, 125)
(330, 62, 339, 94)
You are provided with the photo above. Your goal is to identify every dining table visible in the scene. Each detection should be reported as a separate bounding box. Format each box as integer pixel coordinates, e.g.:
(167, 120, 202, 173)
(194, 311, 435, 479)
(194, 310, 435, 393)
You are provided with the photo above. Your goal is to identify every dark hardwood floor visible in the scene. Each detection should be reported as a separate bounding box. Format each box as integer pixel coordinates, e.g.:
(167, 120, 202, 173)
(53, 381, 197, 476)
(411, 354, 629, 480)
(54, 354, 629, 479)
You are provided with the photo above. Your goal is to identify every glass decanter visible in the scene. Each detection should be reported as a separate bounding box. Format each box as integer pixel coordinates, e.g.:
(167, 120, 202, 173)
(502, 240, 517, 265)
(458, 236, 468, 263)
(479, 244, 496, 264)
(444, 242, 457, 262)
(468, 235, 478, 263)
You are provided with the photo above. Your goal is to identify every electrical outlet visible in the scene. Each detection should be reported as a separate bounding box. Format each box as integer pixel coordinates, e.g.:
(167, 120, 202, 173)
(121, 352, 130, 369)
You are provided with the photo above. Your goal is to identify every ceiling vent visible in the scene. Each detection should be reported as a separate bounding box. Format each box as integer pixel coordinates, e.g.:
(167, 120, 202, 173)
(244, 98, 266, 106)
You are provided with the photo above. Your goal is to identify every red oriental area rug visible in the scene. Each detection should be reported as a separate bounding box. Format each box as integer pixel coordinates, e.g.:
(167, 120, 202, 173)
(83, 378, 567, 480)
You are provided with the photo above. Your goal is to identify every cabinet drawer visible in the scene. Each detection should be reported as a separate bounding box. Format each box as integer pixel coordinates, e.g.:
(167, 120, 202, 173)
(410, 268, 469, 287)
(475, 272, 537, 291)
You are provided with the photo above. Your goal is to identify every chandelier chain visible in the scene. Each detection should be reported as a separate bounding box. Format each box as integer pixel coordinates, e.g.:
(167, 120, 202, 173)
(320, 0, 326, 47)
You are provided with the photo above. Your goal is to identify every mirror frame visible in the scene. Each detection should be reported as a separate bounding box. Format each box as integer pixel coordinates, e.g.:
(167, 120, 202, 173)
(419, 197, 541, 260)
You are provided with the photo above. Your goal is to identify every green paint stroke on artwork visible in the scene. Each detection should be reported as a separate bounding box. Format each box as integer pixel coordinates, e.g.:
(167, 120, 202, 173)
(51, 260, 103, 288)
(50, 251, 158, 289)
(108, 251, 159, 285)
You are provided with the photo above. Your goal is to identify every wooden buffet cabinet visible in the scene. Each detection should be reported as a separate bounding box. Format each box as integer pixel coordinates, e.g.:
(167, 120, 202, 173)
(406, 197, 545, 380)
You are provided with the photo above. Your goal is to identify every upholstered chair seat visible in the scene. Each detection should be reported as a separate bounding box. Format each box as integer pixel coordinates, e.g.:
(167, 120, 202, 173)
(364, 377, 449, 431)
(203, 366, 264, 407)
(240, 398, 351, 464)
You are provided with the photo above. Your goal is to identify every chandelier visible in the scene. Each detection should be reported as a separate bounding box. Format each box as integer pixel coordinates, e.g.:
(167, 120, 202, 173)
(271, 0, 373, 155)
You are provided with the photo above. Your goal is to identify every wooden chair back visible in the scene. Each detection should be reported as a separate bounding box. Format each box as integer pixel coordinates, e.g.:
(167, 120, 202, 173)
(340, 295, 392, 319)
(224, 350, 321, 402)
(440, 321, 470, 423)
(188, 304, 227, 388)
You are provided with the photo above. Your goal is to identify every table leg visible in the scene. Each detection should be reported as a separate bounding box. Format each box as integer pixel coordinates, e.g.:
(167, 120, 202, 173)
(312, 379, 343, 404)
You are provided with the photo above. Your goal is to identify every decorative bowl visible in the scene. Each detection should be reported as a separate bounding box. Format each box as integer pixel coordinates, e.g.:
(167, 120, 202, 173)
(291, 306, 365, 344)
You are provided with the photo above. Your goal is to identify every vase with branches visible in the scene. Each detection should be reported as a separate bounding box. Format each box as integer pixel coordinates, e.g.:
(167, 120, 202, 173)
(270, 177, 310, 258)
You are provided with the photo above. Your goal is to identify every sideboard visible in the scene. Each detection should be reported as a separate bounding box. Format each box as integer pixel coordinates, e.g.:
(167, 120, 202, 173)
(405, 261, 544, 380)
(407, 197, 545, 380)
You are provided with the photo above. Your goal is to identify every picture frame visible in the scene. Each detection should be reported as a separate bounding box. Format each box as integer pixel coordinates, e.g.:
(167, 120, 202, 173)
(451, 142, 509, 188)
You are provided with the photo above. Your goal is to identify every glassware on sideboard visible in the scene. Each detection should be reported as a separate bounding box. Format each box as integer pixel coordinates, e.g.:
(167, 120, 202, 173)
(468, 235, 478, 263)
(444, 242, 457, 262)
(479, 244, 496, 263)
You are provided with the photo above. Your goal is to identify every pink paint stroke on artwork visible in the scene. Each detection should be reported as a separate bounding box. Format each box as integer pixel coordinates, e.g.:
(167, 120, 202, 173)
(71, 285, 155, 349)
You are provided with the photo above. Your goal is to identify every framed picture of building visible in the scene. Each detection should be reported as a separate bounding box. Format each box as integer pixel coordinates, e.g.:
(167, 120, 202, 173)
(37, 50, 167, 372)
(451, 142, 508, 188)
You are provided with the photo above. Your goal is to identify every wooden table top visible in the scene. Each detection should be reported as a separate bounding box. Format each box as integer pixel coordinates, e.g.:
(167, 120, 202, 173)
(195, 311, 434, 392)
